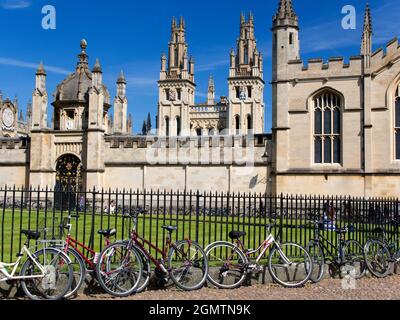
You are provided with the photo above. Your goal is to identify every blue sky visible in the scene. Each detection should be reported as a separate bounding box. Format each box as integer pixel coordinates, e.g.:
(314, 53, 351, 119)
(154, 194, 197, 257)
(0, 0, 399, 133)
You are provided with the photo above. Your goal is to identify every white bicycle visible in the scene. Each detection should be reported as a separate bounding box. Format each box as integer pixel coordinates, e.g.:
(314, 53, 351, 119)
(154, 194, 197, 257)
(0, 230, 74, 300)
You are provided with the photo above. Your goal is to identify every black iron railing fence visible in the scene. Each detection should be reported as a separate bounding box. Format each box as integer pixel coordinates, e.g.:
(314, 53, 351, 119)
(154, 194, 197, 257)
(0, 185, 399, 263)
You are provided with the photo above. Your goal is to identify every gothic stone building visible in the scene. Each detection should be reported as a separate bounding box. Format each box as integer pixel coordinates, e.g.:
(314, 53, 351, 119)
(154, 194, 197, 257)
(0, 0, 399, 198)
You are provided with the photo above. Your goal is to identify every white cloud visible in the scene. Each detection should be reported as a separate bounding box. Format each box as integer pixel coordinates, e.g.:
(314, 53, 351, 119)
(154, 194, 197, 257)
(0, 57, 70, 75)
(126, 77, 157, 86)
(1, 0, 31, 9)
(196, 59, 229, 73)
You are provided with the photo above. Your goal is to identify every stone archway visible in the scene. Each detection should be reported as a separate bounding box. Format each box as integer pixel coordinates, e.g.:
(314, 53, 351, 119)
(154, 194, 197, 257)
(54, 154, 82, 210)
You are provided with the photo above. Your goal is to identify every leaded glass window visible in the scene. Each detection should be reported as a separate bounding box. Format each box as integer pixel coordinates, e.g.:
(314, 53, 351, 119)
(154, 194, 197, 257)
(314, 91, 342, 164)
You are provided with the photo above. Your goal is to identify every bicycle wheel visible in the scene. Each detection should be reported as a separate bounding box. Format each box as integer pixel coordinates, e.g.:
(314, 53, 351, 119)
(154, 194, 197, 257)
(20, 248, 73, 300)
(205, 241, 248, 289)
(168, 240, 208, 291)
(131, 244, 152, 293)
(342, 240, 366, 279)
(268, 243, 312, 288)
(364, 239, 391, 278)
(96, 242, 143, 297)
(306, 241, 325, 283)
(55, 246, 86, 299)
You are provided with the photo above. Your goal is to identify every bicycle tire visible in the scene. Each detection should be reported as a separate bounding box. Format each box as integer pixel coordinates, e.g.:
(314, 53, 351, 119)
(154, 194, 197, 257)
(96, 242, 143, 297)
(306, 240, 325, 283)
(364, 239, 391, 278)
(20, 248, 74, 300)
(120, 241, 152, 293)
(168, 240, 208, 291)
(341, 240, 366, 279)
(205, 241, 248, 289)
(268, 242, 312, 288)
(54, 246, 86, 299)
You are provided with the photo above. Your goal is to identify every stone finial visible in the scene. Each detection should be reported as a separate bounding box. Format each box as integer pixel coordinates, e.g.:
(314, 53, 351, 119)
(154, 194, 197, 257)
(171, 17, 177, 29)
(92, 58, 102, 73)
(273, 0, 298, 29)
(36, 61, 46, 76)
(180, 16, 185, 29)
(240, 12, 245, 24)
(80, 39, 88, 51)
(117, 70, 127, 84)
(208, 75, 214, 89)
(249, 12, 254, 24)
(363, 4, 373, 34)
(361, 4, 373, 65)
(77, 39, 89, 68)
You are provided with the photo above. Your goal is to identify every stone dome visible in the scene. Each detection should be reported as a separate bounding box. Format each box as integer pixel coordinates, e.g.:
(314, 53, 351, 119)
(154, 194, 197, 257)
(53, 40, 110, 105)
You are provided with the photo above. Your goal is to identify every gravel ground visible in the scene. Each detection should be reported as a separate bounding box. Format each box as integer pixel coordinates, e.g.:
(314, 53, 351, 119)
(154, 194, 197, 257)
(77, 275, 400, 301)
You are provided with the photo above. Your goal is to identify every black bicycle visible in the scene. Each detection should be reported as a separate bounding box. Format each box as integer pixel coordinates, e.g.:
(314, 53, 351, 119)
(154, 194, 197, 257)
(364, 220, 400, 278)
(306, 221, 366, 283)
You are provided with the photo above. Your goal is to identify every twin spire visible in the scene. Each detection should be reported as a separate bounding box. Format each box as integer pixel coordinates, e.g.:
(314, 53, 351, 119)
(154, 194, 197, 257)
(171, 16, 185, 30)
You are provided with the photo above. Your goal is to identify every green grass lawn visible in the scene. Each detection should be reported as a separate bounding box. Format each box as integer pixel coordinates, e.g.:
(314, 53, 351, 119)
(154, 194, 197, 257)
(0, 208, 381, 264)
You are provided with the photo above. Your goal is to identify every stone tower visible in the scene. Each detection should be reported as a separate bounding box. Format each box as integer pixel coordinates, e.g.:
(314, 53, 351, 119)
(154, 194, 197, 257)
(113, 71, 128, 135)
(272, 0, 299, 174)
(86, 54, 106, 188)
(228, 13, 264, 135)
(158, 17, 196, 137)
(31, 62, 48, 130)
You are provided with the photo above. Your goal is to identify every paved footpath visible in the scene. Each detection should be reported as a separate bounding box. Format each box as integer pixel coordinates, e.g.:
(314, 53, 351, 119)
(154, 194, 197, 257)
(79, 275, 400, 300)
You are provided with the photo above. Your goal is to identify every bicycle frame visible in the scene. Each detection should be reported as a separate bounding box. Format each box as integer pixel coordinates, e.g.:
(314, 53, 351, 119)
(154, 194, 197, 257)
(130, 231, 173, 273)
(62, 216, 112, 269)
(0, 245, 46, 281)
(233, 229, 292, 266)
(130, 230, 194, 274)
(65, 235, 97, 268)
(312, 228, 346, 263)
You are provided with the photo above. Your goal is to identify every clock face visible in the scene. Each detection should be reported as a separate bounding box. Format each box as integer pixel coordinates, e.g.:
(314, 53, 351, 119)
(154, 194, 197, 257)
(2, 108, 14, 128)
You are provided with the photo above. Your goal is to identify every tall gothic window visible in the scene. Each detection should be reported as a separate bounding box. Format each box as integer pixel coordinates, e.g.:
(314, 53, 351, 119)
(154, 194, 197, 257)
(396, 91, 400, 160)
(247, 115, 252, 133)
(165, 117, 170, 137)
(176, 116, 181, 136)
(314, 91, 342, 164)
(235, 115, 240, 134)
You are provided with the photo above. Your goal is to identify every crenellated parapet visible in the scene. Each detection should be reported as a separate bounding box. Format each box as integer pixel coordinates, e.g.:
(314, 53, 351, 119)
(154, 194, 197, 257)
(105, 134, 270, 150)
(285, 56, 363, 81)
(0, 137, 29, 150)
(371, 37, 400, 77)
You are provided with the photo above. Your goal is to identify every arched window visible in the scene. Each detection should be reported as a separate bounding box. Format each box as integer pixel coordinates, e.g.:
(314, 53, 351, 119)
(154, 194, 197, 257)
(244, 46, 249, 64)
(174, 47, 179, 67)
(314, 91, 342, 164)
(235, 115, 240, 134)
(176, 116, 181, 136)
(196, 128, 202, 136)
(395, 87, 400, 160)
(247, 115, 252, 133)
(165, 117, 170, 137)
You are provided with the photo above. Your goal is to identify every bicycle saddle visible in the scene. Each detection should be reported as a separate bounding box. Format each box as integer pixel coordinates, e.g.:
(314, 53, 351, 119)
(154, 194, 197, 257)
(374, 227, 385, 234)
(229, 231, 247, 240)
(98, 229, 117, 237)
(21, 230, 40, 240)
(162, 226, 178, 233)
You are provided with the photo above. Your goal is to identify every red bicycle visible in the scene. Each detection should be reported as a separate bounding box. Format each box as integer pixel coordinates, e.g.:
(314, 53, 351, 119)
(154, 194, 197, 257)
(96, 214, 209, 297)
(57, 214, 117, 298)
